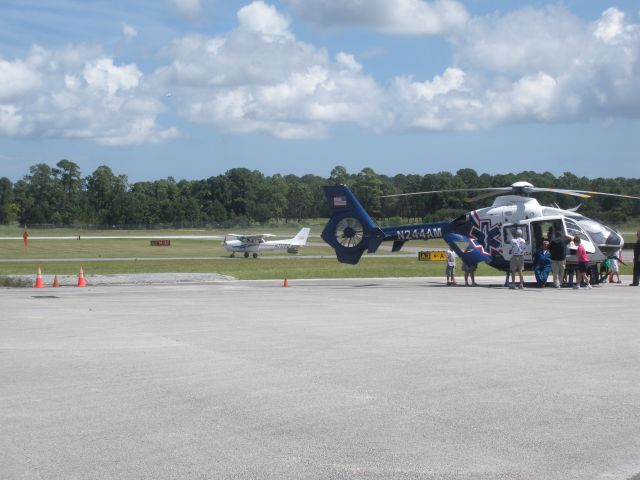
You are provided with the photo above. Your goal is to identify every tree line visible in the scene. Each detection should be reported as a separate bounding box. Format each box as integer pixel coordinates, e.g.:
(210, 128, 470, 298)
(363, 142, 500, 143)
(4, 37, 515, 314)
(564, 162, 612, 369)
(1, 161, 639, 228)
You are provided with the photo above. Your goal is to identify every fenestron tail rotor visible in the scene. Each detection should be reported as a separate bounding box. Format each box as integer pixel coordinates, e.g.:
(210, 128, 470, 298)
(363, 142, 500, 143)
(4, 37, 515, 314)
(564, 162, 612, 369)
(335, 217, 364, 248)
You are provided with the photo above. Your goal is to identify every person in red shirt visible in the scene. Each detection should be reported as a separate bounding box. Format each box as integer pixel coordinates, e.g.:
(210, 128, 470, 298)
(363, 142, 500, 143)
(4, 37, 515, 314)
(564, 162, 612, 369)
(574, 236, 591, 289)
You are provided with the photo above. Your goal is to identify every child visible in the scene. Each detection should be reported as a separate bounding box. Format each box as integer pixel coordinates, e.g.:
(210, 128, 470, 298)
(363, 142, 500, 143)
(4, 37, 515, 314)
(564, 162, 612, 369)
(446, 248, 457, 285)
(609, 248, 622, 284)
(598, 258, 610, 283)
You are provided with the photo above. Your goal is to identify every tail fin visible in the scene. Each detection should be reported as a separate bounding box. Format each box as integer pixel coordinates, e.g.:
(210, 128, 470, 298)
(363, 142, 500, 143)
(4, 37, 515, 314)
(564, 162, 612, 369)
(290, 227, 310, 246)
(321, 185, 385, 264)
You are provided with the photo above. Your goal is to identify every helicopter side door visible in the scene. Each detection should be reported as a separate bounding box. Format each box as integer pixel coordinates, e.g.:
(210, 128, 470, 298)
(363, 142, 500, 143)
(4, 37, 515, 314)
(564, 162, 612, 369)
(502, 223, 532, 263)
(528, 217, 564, 254)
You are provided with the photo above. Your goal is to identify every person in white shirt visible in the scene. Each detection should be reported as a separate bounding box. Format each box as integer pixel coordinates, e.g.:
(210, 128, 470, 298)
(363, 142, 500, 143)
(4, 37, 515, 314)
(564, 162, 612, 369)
(509, 229, 526, 289)
(446, 248, 457, 286)
(608, 248, 622, 284)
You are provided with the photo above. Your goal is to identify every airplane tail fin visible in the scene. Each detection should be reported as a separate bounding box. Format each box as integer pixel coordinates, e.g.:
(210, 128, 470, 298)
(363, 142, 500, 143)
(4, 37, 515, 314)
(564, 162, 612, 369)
(321, 185, 386, 264)
(290, 227, 310, 246)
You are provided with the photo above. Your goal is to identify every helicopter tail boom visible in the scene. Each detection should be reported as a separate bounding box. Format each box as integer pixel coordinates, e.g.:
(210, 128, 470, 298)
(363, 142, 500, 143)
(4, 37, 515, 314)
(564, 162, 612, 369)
(321, 185, 450, 264)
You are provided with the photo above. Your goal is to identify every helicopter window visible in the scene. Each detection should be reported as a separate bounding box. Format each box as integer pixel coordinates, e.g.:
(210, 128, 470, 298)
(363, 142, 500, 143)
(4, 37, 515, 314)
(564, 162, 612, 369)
(564, 218, 589, 242)
(503, 225, 530, 243)
(565, 213, 588, 222)
(453, 213, 467, 226)
(577, 218, 609, 243)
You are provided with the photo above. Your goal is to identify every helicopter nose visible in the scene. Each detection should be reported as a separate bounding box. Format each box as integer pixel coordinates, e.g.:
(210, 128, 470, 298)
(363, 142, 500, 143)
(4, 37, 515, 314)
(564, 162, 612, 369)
(604, 229, 623, 246)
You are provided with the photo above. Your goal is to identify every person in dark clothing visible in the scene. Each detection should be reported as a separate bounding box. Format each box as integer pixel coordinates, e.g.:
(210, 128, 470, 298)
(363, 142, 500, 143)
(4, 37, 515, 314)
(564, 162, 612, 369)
(549, 227, 573, 288)
(631, 230, 640, 286)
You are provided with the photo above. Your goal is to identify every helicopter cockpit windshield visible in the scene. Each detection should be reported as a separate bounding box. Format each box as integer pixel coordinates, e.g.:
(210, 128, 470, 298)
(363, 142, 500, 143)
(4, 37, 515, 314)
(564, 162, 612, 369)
(564, 218, 595, 253)
(565, 214, 623, 250)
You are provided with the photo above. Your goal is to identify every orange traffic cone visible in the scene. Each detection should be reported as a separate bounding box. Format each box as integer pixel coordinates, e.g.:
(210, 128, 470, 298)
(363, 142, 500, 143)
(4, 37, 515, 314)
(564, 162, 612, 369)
(77, 266, 87, 287)
(34, 266, 44, 288)
(283, 278, 288, 287)
(52, 275, 59, 288)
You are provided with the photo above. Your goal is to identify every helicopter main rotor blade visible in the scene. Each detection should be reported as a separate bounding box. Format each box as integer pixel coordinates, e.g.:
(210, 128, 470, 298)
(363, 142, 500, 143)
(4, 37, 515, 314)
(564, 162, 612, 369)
(465, 190, 511, 202)
(379, 182, 640, 202)
(380, 187, 510, 199)
(529, 187, 592, 199)
(554, 189, 640, 200)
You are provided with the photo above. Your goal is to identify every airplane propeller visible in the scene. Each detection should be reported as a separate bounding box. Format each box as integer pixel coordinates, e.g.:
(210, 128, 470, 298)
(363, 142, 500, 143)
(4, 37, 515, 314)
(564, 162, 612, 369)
(380, 181, 640, 202)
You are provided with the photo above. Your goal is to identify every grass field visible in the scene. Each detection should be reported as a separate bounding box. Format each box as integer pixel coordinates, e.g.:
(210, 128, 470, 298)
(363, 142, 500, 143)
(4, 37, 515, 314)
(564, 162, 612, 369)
(0, 224, 636, 281)
(0, 227, 481, 280)
(0, 256, 503, 280)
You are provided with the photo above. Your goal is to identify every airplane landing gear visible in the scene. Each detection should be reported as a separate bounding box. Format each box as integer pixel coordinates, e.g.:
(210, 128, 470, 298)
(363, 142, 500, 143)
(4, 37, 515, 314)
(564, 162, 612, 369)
(244, 252, 249, 258)
(252, 253, 258, 258)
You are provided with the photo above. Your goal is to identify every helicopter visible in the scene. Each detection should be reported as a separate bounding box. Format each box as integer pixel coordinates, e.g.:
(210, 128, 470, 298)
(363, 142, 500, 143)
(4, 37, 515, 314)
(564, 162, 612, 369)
(320, 181, 640, 272)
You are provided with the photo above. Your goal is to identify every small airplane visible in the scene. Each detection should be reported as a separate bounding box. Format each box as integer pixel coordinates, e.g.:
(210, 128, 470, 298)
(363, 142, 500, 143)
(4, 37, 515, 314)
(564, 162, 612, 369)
(223, 227, 310, 258)
(320, 182, 640, 272)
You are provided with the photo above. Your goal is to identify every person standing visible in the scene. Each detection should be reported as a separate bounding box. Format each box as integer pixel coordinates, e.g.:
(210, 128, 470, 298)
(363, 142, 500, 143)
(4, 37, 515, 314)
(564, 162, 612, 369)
(574, 236, 591, 289)
(549, 228, 572, 288)
(509, 229, 526, 289)
(462, 262, 478, 286)
(631, 230, 640, 286)
(446, 248, 457, 286)
(608, 247, 622, 284)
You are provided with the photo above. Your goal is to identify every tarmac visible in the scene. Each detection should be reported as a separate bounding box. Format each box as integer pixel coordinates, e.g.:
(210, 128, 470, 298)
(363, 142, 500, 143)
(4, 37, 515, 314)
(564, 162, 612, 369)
(1, 276, 639, 480)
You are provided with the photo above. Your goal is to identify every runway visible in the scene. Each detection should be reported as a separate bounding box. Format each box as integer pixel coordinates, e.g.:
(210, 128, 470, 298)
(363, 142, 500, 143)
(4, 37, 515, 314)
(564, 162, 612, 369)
(1, 278, 639, 479)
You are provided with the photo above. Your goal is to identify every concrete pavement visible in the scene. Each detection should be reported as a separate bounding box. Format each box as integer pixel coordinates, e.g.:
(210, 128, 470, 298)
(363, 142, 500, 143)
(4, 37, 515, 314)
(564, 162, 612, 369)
(1, 277, 639, 479)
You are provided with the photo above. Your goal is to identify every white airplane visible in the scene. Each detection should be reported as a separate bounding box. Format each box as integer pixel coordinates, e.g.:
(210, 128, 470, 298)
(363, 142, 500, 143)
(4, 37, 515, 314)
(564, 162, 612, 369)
(223, 227, 310, 258)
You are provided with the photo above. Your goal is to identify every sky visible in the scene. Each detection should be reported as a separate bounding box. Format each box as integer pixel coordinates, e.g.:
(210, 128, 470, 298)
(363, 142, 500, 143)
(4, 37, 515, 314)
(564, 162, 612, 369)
(1, 0, 639, 183)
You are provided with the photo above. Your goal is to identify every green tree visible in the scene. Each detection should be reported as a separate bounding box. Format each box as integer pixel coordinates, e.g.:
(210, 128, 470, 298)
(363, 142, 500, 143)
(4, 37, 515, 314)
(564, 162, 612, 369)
(352, 167, 384, 217)
(0, 177, 15, 224)
(53, 159, 84, 224)
(329, 165, 350, 185)
(85, 166, 129, 225)
(15, 164, 61, 224)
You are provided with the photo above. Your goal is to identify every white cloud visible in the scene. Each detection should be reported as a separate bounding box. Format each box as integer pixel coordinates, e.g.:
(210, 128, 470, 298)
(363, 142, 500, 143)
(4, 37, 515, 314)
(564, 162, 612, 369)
(83, 58, 142, 95)
(0, 104, 27, 136)
(395, 67, 466, 102)
(122, 23, 138, 39)
(0, 45, 179, 145)
(237, 1, 292, 41)
(1, 2, 640, 146)
(95, 118, 180, 146)
(430, 6, 640, 128)
(594, 7, 635, 44)
(283, 0, 469, 35)
(0, 58, 42, 100)
(156, 2, 385, 138)
(335, 52, 362, 72)
(454, 6, 585, 76)
(169, 0, 202, 21)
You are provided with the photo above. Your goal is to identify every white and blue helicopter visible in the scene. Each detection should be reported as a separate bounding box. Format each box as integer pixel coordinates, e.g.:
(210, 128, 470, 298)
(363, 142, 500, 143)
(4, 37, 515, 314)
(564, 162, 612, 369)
(321, 182, 639, 272)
